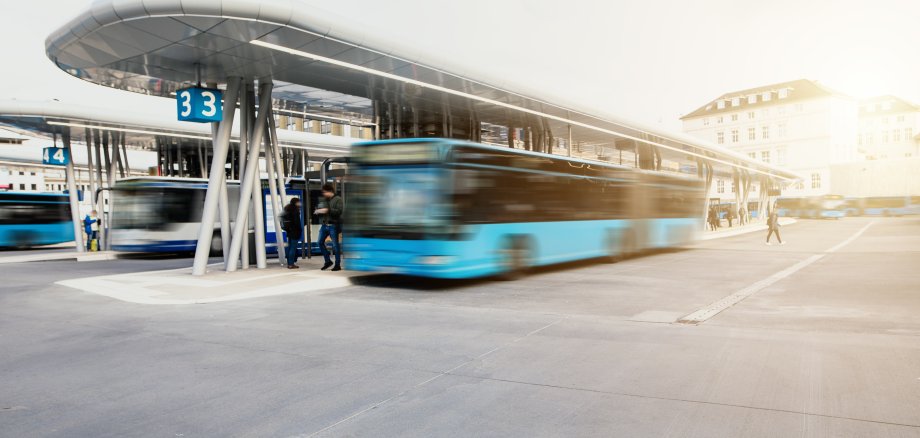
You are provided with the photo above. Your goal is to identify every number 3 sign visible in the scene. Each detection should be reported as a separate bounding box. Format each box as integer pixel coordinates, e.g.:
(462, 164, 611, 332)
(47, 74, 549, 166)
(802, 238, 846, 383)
(176, 87, 223, 123)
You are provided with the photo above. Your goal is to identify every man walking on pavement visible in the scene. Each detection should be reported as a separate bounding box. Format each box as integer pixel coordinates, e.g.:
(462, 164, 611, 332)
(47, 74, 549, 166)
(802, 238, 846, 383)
(766, 208, 784, 245)
(281, 197, 302, 269)
(315, 183, 344, 271)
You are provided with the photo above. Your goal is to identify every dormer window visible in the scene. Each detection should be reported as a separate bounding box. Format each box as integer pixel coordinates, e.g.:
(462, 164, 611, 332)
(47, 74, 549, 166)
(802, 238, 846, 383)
(731, 97, 741, 107)
(778, 88, 789, 99)
(717, 100, 725, 109)
(762, 92, 772, 102)
(747, 95, 757, 104)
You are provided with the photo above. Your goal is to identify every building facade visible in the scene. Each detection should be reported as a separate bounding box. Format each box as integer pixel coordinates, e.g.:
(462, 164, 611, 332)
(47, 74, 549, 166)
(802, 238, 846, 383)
(857, 96, 920, 160)
(681, 79, 859, 201)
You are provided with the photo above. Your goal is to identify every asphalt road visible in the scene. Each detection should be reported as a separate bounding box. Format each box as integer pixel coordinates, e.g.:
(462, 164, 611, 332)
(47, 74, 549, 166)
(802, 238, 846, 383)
(1, 217, 919, 437)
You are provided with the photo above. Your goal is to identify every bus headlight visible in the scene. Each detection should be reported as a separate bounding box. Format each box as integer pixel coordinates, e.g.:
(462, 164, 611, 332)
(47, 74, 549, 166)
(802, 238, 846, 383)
(415, 256, 455, 265)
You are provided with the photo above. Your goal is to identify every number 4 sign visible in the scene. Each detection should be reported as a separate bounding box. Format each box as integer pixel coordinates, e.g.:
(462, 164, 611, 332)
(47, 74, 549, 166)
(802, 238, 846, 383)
(42, 147, 70, 166)
(176, 87, 223, 123)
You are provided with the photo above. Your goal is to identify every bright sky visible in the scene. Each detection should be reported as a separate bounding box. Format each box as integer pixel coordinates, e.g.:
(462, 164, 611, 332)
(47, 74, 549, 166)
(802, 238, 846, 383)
(2, 0, 919, 131)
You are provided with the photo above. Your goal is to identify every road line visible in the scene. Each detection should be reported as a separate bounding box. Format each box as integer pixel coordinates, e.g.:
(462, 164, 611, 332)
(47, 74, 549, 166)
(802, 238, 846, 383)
(678, 220, 875, 325)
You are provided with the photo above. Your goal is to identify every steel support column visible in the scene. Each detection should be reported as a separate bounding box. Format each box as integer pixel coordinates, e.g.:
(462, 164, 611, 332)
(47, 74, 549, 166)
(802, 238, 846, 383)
(62, 129, 85, 253)
(226, 81, 273, 272)
(192, 77, 241, 276)
(263, 129, 287, 267)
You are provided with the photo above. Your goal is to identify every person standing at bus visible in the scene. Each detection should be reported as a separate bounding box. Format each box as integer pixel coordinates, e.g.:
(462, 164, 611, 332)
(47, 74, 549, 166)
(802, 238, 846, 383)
(83, 210, 99, 251)
(707, 207, 717, 231)
(314, 183, 344, 271)
(766, 209, 784, 245)
(738, 207, 747, 226)
(726, 208, 735, 228)
(281, 198, 302, 269)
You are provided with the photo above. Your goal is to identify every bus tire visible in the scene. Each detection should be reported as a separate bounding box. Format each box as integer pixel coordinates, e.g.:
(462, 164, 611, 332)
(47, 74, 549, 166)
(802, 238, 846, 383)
(498, 236, 530, 281)
(605, 230, 624, 263)
(12, 231, 36, 249)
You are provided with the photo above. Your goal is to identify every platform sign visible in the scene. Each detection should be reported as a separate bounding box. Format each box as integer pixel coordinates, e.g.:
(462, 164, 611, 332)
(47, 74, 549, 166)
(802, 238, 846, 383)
(42, 147, 70, 166)
(176, 87, 222, 123)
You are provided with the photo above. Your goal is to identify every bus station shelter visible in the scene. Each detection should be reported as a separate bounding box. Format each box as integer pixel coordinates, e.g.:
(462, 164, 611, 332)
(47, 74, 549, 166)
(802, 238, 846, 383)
(44, 0, 800, 275)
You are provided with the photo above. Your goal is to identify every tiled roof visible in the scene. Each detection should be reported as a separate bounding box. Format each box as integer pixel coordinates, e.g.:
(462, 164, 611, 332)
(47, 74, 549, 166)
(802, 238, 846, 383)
(681, 79, 849, 120)
(858, 95, 920, 116)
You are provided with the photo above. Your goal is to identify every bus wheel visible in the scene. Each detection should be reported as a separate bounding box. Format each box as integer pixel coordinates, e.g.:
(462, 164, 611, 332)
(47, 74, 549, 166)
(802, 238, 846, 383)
(12, 231, 36, 249)
(498, 236, 530, 281)
(605, 230, 624, 263)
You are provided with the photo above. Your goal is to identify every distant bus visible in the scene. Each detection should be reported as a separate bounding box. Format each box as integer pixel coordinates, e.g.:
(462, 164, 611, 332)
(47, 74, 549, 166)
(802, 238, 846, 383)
(110, 176, 333, 255)
(845, 196, 920, 217)
(0, 192, 74, 248)
(774, 195, 845, 219)
(345, 139, 705, 279)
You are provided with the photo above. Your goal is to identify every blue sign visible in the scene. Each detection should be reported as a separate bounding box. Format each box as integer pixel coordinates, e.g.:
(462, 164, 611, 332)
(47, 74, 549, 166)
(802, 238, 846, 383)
(42, 147, 70, 166)
(176, 87, 223, 123)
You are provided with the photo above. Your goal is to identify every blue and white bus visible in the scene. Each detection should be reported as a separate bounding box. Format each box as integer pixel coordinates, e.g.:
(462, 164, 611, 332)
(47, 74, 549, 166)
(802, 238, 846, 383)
(847, 196, 920, 217)
(775, 195, 845, 219)
(345, 139, 705, 279)
(0, 192, 75, 248)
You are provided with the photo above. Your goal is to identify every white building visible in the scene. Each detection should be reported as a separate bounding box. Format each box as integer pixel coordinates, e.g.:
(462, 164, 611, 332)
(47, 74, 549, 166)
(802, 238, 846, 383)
(857, 96, 920, 160)
(681, 79, 859, 199)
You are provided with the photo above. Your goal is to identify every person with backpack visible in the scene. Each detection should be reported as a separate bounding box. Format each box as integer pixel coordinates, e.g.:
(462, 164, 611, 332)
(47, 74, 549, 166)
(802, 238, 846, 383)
(83, 210, 99, 251)
(766, 208, 784, 245)
(281, 198, 302, 269)
(314, 183, 344, 271)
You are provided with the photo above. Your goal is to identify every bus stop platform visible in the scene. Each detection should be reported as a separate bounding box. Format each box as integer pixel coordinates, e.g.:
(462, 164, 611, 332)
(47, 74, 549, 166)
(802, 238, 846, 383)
(701, 217, 796, 241)
(57, 257, 372, 305)
(0, 249, 119, 265)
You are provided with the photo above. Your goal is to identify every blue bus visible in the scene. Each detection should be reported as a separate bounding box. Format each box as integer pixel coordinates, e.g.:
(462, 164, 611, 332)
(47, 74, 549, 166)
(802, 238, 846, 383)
(0, 192, 75, 248)
(345, 139, 705, 279)
(775, 195, 845, 219)
(845, 196, 920, 217)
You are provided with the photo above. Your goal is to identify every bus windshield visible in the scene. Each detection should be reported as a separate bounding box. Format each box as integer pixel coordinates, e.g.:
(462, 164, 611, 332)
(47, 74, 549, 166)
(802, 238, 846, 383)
(350, 166, 452, 237)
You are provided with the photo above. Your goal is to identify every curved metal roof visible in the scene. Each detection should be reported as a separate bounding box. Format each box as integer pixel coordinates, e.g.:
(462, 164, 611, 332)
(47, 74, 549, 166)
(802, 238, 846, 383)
(46, 0, 799, 181)
(0, 99, 350, 155)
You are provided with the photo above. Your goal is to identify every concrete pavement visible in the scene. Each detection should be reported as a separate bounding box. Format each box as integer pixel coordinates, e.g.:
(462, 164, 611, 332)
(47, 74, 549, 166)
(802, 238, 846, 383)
(0, 217, 918, 437)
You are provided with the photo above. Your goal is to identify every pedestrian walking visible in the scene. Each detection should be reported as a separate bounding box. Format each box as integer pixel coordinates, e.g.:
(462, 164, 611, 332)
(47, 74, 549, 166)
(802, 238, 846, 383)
(281, 197, 302, 269)
(726, 208, 734, 227)
(739, 207, 747, 226)
(707, 207, 717, 231)
(83, 210, 99, 251)
(314, 183, 344, 271)
(766, 209, 784, 245)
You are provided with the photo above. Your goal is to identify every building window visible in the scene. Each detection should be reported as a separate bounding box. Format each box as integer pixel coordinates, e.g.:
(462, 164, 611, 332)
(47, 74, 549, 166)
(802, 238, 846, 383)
(882, 116, 889, 124)
(703, 118, 709, 126)
(731, 97, 741, 107)
(747, 95, 757, 104)
(747, 111, 755, 120)
(882, 130, 889, 143)
(868, 133, 874, 144)
(778, 123, 786, 138)
(762, 108, 770, 117)
(717, 179, 725, 193)
(320, 121, 332, 134)
(716, 132, 724, 144)
(882, 101, 892, 110)
(907, 128, 913, 139)
(717, 116, 724, 124)
(777, 148, 786, 165)
(811, 173, 821, 189)
(897, 115, 905, 123)
(30, 184, 37, 191)
(762, 92, 772, 102)
(857, 134, 862, 146)
(717, 101, 726, 109)
(731, 129, 739, 143)
(731, 114, 738, 122)
(893, 129, 901, 142)
(778, 88, 789, 99)
(19, 184, 25, 190)
(748, 152, 756, 159)
(761, 151, 770, 163)
(748, 127, 756, 141)
(762, 126, 770, 140)
(795, 103, 804, 112)
(778, 106, 786, 116)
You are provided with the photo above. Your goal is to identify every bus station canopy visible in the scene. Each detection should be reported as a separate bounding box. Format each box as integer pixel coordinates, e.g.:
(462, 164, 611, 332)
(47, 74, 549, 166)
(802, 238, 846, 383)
(46, 0, 799, 182)
(0, 99, 349, 156)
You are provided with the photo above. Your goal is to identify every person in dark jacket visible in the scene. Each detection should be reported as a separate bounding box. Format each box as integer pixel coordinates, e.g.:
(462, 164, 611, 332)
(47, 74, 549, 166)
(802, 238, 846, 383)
(281, 198, 302, 269)
(315, 183, 344, 271)
(766, 208, 784, 245)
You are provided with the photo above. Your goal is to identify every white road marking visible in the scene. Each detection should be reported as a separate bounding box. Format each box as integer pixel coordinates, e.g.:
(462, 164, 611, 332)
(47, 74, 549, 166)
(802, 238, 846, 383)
(678, 220, 876, 325)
